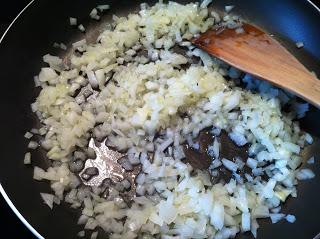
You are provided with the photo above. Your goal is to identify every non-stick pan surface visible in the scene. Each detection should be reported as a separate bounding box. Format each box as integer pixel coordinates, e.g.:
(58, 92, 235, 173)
(0, 0, 319, 238)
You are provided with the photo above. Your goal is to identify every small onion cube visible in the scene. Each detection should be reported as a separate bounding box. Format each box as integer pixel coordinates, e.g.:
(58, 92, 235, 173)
(24, 131, 33, 139)
(296, 168, 315, 180)
(28, 141, 39, 149)
(200, 0, 212, 8)
(40, 193, 54, 209)
(307, 156, 315, 165)
(296, 42, 304, 49)
(78, 24, 86, 32)
(222, 158, 238, 172)
(24, 152, 31, 164)
(69, 17, 77, 26)
(285, 214, 296, 223)
(225, 5, 235, 12)
(210, 203, 224, 230)
(305, 133, 313, 144)
(97, 4, 110, 12)
(241, 212, 251, 231)
(270, 213, 285, 223)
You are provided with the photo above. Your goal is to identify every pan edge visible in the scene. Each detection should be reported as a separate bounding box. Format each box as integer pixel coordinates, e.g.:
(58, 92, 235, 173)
(0, 1, 45, 238)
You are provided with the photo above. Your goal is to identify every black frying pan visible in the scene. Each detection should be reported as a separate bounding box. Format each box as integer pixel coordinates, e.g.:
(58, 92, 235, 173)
(0, 0, 320, 238)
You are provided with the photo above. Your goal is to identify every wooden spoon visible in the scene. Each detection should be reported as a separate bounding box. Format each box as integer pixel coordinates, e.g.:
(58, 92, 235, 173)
(192, 23, 320, 107)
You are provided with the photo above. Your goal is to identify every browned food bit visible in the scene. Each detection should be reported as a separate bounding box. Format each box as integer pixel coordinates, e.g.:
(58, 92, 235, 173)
(183, 130, 214, 170)
(183, 129, 249, 176)
(198, 130, 214, 153)
(183, 144, 212, 170)
(219, 131, 249, 161)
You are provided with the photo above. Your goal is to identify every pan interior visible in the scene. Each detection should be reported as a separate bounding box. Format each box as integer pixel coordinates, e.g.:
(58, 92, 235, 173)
(0, 0, 319, 239)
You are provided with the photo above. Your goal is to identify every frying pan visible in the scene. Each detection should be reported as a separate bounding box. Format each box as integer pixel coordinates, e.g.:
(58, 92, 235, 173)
(0, 0, 319, 238)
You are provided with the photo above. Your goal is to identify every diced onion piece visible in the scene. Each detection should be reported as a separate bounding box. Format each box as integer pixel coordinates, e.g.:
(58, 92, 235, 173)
(60, 43, 67, 50)
(307, 156, 315, 165)
(222, 158, 238, 172)
(296, 42, 304, 49)
(24, 152, 31, 164)
(225, 5, 235, 12)
(305, 133, 313, 144)
(91, 231, 98, 239)
(246, 158, 257, 169)
(28, 141, 39, 149)
(210, 203, 224, 230)
(270, 213, 285, 223)
(77, 231, 85, 237)
(69, 17, 77, 26)
(285, 214, 296, 223)
(241, 212, 251, 231)
(40, 193, 54, 209)
(90, 8, 100, 20)
(24, 132, 33, 139)
(200, 0, 212, 8)
(296, 168, 315, 180)
(87, 70, 98, 88)
(97, 4, 110, 12)
(229, 132, 247, 146)
(78, 24, 86, 32)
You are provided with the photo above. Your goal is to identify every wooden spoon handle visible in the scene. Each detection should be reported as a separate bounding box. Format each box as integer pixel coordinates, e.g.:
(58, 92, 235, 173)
(193, 24, 320, 108)
(245, 45, 320, 107)
(280, 70, 320, 108)
(237, 48, 320, 107)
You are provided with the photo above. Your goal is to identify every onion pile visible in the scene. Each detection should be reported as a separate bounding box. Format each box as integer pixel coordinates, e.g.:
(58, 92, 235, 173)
(27, 1, 315, 239)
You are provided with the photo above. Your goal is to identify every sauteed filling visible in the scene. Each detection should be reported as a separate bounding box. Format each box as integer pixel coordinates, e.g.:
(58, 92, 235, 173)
(26, 1, 315, 239)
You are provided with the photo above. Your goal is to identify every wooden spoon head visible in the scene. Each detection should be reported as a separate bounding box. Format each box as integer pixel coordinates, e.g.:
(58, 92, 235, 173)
(192, 23, 320, 107)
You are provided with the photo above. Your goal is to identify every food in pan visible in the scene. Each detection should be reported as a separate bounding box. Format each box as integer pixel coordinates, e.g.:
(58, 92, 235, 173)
(26, 1, 315, 238)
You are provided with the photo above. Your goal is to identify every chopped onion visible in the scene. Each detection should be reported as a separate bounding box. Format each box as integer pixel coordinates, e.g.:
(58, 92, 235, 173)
(28, 2, 315, 238)
(305, 133, 313, 144)
(69, 17, 77, 26)
(210, 203, 224, 230)
(222, 158, 238, 172)
(270, 213, 285, 223)
(87, 71, 99, 88)
(285, 214, 296, 223)
(90, 8, 100, 20)
(24, 131, 33, 139)
(246, 158, 257, 169)
(90, 231, 98, 239)
(229, 132, 247, 146)
(24, 152, 31, 164)
(28, 141, 39, 149)
(296, 168, 315, 180)
(296, 41, 304, 49)
(307, 156, 315, 165)
(97, 5, 110, 12)
(241, 212, 250, 231)
(225, 5, 235, 12)
(78, 24, 86, 32)
(77, 231, 85, 237)
(40, 193, 54, 209)
(200, 0, 212, 8)
(72, 39, 87, 49)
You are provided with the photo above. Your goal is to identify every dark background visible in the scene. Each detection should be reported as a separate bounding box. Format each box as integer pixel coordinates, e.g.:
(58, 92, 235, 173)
(0, 7, 35, 239)
(0, 0, 319, 239)
(0, 2, 46, 238)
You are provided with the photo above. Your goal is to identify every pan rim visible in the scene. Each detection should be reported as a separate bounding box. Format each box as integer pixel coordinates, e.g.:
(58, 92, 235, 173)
(0, 184, 43, 239)
(307, 0, 320, 13)
(0, 1, 319, 239)
(0, 2, 44, 239)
